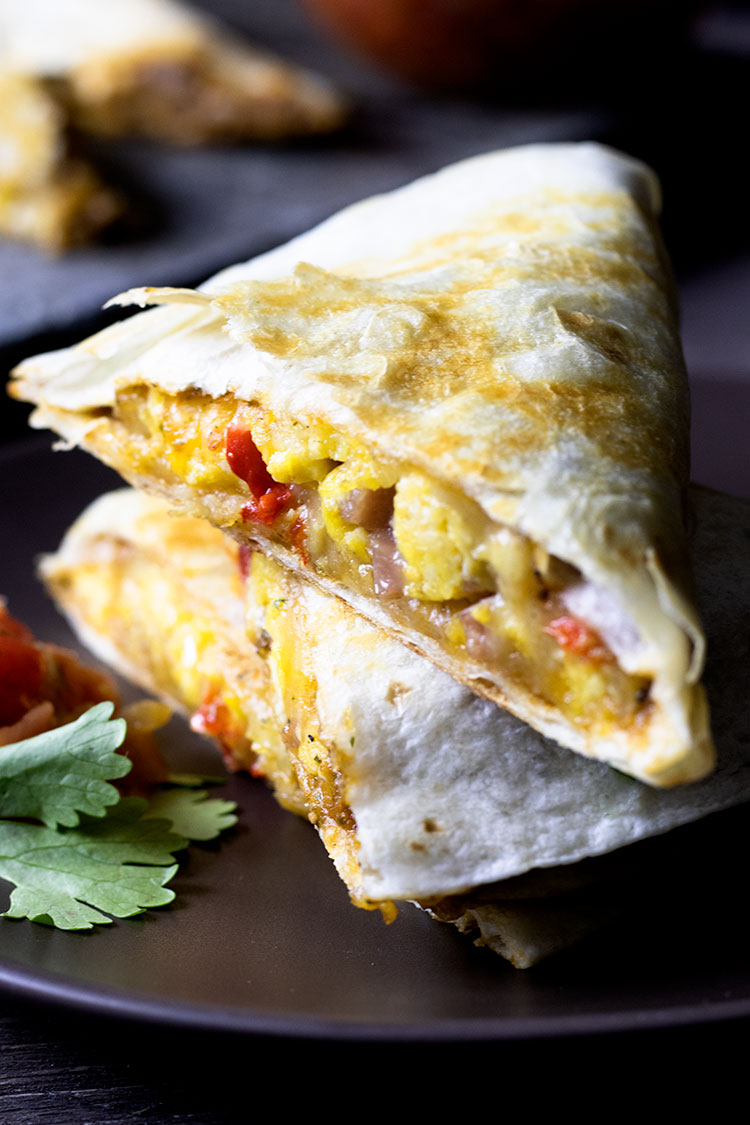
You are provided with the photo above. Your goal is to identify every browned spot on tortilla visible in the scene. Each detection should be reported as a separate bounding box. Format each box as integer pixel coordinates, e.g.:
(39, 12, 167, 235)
(385, 681, 412, 706)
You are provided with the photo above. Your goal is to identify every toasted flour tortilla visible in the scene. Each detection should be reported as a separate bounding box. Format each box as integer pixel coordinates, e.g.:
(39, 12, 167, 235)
(40, 485, 750, 916)
(0, 0, 346, 143)
(15, 143, 710, 785)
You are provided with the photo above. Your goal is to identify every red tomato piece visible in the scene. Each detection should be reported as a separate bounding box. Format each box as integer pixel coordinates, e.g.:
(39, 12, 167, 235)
(226, 423, 291, 525)
(544, 615, 611, 663)
(191, 691, 261, 774)
(191, 694, 233, 739)
(226, 423, 274, 493)
(240, 486, 292, 527)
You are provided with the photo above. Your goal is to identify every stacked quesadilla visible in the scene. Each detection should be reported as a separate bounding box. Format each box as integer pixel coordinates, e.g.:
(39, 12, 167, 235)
(12, 143, 711, 786)
(39, 485, 750, 966)
(11, 142, 741, 963)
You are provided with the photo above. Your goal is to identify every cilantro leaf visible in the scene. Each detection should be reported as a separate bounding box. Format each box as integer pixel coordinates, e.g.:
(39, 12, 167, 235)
(145, 788, 238, 841)
(0, 703, 129, 828)
(0, 703, 239, 930)
(0, 799, 183, 929)
(167, 771, 226, 788)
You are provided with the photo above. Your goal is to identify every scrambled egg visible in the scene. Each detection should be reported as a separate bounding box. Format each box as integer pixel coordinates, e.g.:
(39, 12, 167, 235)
(116, 388, 240, 493)
(252, 405, 498, 601)
(0, 71, 122, 251)
(249, 409, 347, 484)
(392, 472, 491, 601)
(125, 389, 501, 606)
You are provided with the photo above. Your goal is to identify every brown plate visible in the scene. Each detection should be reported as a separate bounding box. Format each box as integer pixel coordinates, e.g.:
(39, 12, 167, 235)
(1, 432, 749, 1041)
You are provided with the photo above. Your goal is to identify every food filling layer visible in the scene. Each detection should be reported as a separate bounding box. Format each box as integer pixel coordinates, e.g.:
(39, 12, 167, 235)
(43, 533, 306, 813)
(243, 552, 376, 910)
(45, 517, 379, 911)
(93, 385, 652, 735)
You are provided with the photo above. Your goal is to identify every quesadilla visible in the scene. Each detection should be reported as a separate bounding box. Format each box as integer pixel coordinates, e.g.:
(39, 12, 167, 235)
(13, 143, 710, 786)
(0, 70, 123, 251)
(39, 485, 750, 967)
(0, 0, 347, 144)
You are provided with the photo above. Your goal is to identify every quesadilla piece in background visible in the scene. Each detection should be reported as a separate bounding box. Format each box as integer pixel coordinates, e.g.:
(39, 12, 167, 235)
(0, 0, 347, 144)
(39, 485, 750, 966)
(0, 71, 123, 252)
(14, 143, 710, 786)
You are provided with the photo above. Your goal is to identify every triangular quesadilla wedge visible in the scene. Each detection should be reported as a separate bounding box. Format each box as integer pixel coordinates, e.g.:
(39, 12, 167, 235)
(14, 143, 710, 786)
(40, 486, 750, 944)
(0, 0, 346, 144)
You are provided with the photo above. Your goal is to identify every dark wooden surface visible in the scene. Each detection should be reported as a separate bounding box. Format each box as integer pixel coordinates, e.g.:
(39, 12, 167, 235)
(2, 1, 750, 1114)
(1, 993, 749, 1119)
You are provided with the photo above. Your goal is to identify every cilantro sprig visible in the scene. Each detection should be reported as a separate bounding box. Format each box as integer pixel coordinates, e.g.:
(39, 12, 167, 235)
(0, 704, 129, 827)
(0, 702, 237, 930)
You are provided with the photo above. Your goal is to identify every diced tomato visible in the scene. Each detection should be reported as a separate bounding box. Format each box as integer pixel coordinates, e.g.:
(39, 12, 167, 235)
(0, 634, 43, 726)
(226, 423, 275, 493)
(191, 691, 259, 773)
(0, 603, 116, 730)
(191, 693, 233, 739)
(46, 647, 115, 713)
(544, 615, 612, 663)
(240, 487, 292, 527)
(0, 604, 171, 795)
(191, 692, 245, 750)
(226, 423, 291, 526)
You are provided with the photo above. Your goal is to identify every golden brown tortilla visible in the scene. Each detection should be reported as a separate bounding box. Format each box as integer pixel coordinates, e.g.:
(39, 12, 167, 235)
(14, 144, 710, 784)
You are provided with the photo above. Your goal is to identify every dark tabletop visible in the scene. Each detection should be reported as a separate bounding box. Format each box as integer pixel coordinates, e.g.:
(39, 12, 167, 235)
(2, 0, 750, 1115)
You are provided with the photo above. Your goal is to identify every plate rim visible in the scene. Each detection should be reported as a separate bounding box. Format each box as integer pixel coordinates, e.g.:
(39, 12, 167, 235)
(3, 950, 750, 1041)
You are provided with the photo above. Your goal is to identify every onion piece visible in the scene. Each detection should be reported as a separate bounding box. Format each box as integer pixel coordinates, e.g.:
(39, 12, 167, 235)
(339, 486, 395, 531)
(458, 609, 506, 664)
(369, 529, 405, 597)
